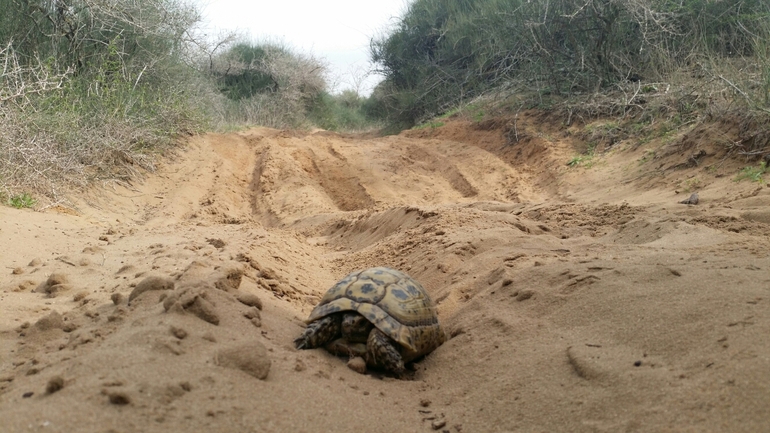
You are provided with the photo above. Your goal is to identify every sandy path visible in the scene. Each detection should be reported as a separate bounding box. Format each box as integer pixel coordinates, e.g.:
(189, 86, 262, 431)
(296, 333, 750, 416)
(1, 115, 769, 432)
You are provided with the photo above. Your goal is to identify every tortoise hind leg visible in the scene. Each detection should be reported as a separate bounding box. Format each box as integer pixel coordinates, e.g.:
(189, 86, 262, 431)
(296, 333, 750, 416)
(366, 328, 405, 374)
(294, 315, 341, 350)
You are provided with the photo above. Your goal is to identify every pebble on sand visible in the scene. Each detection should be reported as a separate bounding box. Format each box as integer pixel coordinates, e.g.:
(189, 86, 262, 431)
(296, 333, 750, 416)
(347, 357, 367, 374)
(46, 376, 65, 394)
(111, 293, 124, 305)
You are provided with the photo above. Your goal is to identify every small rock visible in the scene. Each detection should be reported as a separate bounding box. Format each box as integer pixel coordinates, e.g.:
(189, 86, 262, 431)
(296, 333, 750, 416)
(294, 359, 307, 372)
(432, 419, 447, 430)
(170, 326, 188, 339)
(12, 267, 24, 275)
(347, 357, 367, 374)
(215, 342, 271, 380)
(679, 192, 699, 205)
(105, 391, 131, 405)
(111, 293, 124, 305)
(420, 398, 432, 407)
(28, 258, 42, 267)
(207, 238, 226, 248)
(516, 289, 535, 301)
(46, 376, 65, 394)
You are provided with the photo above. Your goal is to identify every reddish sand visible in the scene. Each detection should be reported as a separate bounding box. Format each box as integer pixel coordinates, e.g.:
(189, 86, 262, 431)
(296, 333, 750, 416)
(1, 112, 769, 432)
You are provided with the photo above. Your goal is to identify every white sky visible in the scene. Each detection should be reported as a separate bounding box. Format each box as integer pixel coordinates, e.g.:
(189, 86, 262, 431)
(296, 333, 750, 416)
(192, 0, 410, 95)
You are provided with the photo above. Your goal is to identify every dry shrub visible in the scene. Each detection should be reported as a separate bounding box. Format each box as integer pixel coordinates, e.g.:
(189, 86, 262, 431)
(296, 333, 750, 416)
(0, 106, 168, 203)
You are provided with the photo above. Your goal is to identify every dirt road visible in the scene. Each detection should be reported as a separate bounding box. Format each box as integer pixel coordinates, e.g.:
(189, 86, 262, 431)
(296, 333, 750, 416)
(1, 113, 769, 432)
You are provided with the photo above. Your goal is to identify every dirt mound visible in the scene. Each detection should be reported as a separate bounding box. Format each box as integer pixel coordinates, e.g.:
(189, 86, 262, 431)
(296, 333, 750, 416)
(2, 114, 769, 432)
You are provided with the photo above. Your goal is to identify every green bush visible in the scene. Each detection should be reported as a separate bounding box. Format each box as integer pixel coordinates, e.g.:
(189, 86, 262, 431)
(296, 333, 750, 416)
(735, 161, 768, 183)
(307, 90, 382, 132)
(370, 0, 770, 128)
(215, 43, 280, 100)
(8, 192, 36, 209)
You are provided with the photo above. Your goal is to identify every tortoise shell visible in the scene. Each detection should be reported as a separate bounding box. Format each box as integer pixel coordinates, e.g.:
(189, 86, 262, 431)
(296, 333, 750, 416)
(306, 267, 445, 362)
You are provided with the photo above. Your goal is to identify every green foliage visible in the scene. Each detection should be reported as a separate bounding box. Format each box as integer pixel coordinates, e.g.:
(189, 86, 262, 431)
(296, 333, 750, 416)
(567, 143, 597, 168)
(735, 161, 768, 183)
(8, 192, 36, 209)
(0, 0, 206, 198)
(370, 0, 770, 129)
(307, 91, 382, 132)
(206, 41, 332, 129)
(306, 91, 339, 129)
(215, 43, 279, 100)
(567, 155, 589, 167)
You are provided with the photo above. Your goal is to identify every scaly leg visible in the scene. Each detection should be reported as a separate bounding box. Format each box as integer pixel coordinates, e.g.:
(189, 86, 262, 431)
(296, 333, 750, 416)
(294, 314, 341, 349)
(366, 328, 404, 374)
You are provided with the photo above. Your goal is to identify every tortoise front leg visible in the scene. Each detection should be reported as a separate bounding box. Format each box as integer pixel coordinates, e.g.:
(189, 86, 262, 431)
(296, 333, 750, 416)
(365, 328, 405, 374)
(294, 315, 341, 350)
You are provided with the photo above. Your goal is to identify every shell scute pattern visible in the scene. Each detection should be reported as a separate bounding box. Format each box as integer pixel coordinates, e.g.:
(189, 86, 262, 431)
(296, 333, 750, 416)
(390, 287, 409, 300)
(344, 279, 386, 303)
(305, 267, 444, 360)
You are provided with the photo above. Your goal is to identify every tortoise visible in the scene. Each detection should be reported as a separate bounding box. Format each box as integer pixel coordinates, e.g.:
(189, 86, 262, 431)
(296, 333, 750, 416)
(294, 267, 445, 374)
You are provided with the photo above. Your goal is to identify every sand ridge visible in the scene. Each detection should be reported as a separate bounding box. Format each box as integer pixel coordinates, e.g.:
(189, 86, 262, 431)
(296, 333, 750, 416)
(1, 114, 770, 432)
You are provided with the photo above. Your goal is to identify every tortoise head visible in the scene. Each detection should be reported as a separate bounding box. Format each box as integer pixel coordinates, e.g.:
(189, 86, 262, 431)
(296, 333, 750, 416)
(341, 312, 374, 343)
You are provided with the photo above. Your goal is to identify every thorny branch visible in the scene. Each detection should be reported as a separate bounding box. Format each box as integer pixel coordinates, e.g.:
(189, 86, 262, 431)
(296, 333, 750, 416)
(0, 43, 72, 106)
